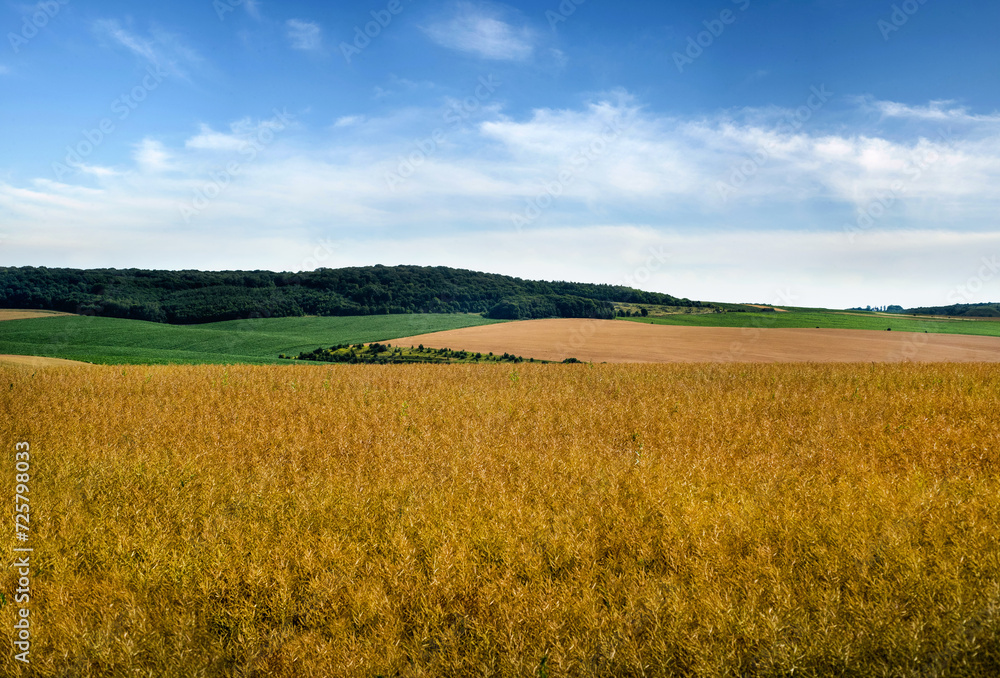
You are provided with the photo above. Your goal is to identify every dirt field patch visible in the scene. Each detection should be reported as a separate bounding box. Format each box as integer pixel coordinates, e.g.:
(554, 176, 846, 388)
(0, 354, 92, 368)
(392, 318, 1000, 363)
(0, 309, 74, 322)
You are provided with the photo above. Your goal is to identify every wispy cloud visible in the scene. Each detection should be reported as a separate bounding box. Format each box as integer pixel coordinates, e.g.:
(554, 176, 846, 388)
(0, 64, 10, 75)
(286, 19, 322, 51)
(334, 115, 365, 128)
(77, 164, 120, 178)
(93, 20, 202, 79)
(422, 2, 536, 61)
(548, 48, 568, 71)
(869, 98, 1000, 125)
(95, 19, 157, 61)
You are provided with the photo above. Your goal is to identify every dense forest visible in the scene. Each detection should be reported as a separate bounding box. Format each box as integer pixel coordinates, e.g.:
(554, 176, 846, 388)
(0, 265, 706, 324)
(906, 302, 1000, 318)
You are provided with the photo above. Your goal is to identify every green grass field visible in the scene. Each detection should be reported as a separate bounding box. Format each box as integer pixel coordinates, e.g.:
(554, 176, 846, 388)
(621, 308, 1000, 337)
(0, 314, 504, 365)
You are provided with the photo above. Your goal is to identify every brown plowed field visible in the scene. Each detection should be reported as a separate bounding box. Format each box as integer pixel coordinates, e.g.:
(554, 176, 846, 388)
(392, 319, 1000, 363)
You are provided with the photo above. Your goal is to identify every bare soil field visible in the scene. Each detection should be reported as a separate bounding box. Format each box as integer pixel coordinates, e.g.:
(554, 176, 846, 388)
(0, 354, 92, 368)
(393, 318, 1000, 363)
(0, 309, 74, 322)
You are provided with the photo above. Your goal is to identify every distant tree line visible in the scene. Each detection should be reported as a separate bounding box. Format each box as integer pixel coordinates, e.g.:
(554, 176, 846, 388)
(905, 303, 1000, 318)
(0, 265, 705, 324)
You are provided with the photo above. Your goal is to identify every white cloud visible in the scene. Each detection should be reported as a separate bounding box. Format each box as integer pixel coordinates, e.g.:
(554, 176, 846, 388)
(423, 2, 536, 61)
(30, 178, 107, 197)
(185, 116, 294, 151)
(286, 19, 322, 51)
(134, 139, 172, 172)
(185, 124, 246, 152)
(3, 97, 1000, 308)
(0, 64, 10, 75)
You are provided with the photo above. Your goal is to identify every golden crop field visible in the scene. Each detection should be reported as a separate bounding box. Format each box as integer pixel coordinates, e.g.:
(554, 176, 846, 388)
(2, 363, 999, 677)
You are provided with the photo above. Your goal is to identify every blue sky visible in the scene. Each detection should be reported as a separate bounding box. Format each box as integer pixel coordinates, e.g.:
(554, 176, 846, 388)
(2, 0, 999, 308)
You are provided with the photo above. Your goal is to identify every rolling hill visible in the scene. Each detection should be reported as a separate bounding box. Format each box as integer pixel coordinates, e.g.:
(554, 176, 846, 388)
(0, 265, 707, 324)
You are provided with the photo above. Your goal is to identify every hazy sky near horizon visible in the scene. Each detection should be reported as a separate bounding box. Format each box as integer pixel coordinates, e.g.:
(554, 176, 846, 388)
(2, 0, 999, 308)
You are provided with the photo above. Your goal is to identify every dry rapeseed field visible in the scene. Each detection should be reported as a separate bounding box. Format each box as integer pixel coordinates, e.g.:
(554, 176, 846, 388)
(2, 363, 999, 677)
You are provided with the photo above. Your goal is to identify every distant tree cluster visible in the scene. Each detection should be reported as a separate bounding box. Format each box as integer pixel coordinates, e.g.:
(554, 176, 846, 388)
(615, 307, 650, 317)
(0, 265, 704, 325)
(289, 343, 541, 365)
(849, 305, 905, 313)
